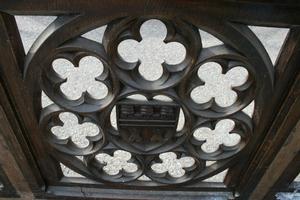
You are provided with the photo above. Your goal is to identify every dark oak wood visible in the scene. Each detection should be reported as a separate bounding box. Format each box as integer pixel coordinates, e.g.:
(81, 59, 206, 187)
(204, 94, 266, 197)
(0, 105, 36, 199)
(247, 73, 300, 199)
(0, 1, 299, 199)
(0, 12, 61, 187)
(256, 121, 300, 200)
(0, 166, 18, 198)
(1, 0, 300, 27)
(234, 27, 300, 199)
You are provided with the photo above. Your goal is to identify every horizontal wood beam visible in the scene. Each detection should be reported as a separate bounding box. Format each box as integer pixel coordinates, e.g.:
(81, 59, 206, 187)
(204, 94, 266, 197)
(45, 186, 233, 200)
(0, 1, 300, 27)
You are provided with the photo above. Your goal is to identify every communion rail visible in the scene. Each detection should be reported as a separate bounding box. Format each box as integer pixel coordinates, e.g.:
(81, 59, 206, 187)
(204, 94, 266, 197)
(0, 1, 300, 199)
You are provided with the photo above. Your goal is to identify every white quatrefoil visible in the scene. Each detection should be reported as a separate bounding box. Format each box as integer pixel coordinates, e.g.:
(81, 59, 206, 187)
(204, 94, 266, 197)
(191, 62, 249, 107)
(52, 56, 108, 100)
(193, 119, 241, 153)
(51, 112, 100, 148)
(118, 19, 186, 81)
(151, 152, 195, 178)
(95, 150, 138, 175)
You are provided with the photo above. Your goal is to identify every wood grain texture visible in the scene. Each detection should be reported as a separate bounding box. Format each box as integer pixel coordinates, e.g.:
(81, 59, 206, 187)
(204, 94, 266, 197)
(0, 1, 299, 199)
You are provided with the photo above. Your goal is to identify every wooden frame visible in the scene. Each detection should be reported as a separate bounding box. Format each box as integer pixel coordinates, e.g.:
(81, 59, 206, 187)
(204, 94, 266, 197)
(0, 1, 299, 199)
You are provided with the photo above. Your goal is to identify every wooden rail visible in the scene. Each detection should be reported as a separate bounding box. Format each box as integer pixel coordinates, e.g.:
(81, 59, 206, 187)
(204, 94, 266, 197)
(0, 1, 299, 199)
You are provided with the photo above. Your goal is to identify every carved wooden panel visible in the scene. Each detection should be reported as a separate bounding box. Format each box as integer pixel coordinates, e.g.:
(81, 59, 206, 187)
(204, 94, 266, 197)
(20, 13, 273, 187)
(1, 1, 299, 199)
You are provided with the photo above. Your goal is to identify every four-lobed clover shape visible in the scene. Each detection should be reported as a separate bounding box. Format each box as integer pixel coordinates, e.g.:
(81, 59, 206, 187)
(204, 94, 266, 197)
(52, 56, 108, 100)
(191, 62, 249, 107)
(51, 112, 100, 148)
(151, 152, 195, 178)
(193, 119, 241, 153)
(118, 19, 186, 81)
(96, 150, 138, 175)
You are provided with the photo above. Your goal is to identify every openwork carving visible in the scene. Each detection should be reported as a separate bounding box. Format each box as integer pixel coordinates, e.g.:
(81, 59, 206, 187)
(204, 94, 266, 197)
(50, 112, 100, 148)
(40, 104, 105, 155)
(188, 113, 252, 160)
(148, 152, 201, 184)
(41, 37, 119, 113)
(180, 47, 256, 118)
(193, 120, 241, 154)
(103, 18, 201, 90)
(24, 15, 273, 186)
(85, 147, 143, 183)
(191, 63, 249, 107)
(52, 56, 108, 100)
(117, 19, 186, 81)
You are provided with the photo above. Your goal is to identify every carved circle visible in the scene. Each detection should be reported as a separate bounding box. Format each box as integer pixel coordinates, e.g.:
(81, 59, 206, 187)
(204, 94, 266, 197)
(85, 148, 144, 183)
(103, 17, 201, 91)
(187, 112, 253, 160)
(39, 104, 105, 156)
(179, 48, 256, 118)
(145, 151, 205, 184)
(24, 12, 273, 185)
(41, 38, 119, 113)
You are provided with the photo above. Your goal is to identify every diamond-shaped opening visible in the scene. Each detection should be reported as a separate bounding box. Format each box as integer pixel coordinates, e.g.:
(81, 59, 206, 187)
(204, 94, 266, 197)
(243, 101, 255, 118)
(249, 26, 289, 65)
(82, 25, 107, 43)
(153, 95, 173, 102)
(203, 162, 228, 183)
(41, 91, 54, 108)
(294, 173, 300, 182)
(199, 29, 223, 48)
(126, 94, 148, 101)
(110, 106, 118, 130)
(60, 163, 83, 178)
(138, 175, 151, 181)
(15, 16, 57, 53)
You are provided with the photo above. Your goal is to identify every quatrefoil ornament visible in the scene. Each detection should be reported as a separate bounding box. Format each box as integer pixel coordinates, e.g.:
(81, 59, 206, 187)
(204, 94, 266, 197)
(191, 62, 249, 107)
(95, 150, 138, 176)
(40, 104, 105, 156)
(103, 17, 201, 90)
(118, 19, 186, 81)
(85, 148, 143, 183)
(51, 112, 100, 148)
(145, 151, 204, 184)
(52, 56, 108, 101)
(193, 119, 241, 154)
(180, 46, 256, 118)
(188, 112, 253, 160)
(41, 37, 118, 113)
(151, 152, 195, 178)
